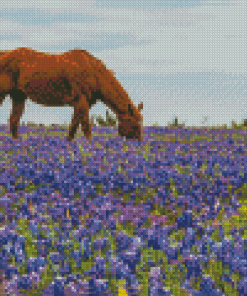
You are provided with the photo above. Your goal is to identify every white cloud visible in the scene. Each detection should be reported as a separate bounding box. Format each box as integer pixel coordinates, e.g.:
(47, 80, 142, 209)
(0, 1, 246, 74)
(0, 0, 96, 13)
(94, 1, 246, 74)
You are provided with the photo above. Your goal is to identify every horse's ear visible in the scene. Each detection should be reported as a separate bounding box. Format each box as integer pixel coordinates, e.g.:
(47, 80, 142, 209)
(128, 102, 143, 116)
(138, 102, 143, 111)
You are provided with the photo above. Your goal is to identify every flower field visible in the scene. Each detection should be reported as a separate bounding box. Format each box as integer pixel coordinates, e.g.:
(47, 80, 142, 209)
(0, 122, 247, 295)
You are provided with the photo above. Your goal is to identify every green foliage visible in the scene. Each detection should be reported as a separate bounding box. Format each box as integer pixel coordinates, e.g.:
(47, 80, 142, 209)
(16, 115, 247, 130)
(167, 116, 186, 128)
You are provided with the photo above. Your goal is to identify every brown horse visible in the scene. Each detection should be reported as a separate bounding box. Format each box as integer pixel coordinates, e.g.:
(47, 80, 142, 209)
(0, 47, 143, 141)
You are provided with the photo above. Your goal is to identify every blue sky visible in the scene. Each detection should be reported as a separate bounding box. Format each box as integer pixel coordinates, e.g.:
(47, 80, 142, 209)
(0, 0, 246, 128)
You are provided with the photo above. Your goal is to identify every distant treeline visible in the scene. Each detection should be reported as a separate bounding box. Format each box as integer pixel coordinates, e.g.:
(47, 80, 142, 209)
(2, 113, 247, 129)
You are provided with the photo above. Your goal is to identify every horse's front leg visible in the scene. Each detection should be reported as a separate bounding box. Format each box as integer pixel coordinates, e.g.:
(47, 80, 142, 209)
(10, 93, 26, 139)
(67, 94, 91, 141)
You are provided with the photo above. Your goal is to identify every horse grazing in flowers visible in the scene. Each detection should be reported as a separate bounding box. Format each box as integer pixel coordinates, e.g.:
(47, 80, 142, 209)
(0, 47, 143, 141)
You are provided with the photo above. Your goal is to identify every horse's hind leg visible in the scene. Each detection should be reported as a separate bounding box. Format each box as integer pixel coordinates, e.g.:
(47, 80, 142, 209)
(67, 94, 91, 141)
(10, 92, 26, 139)
(0, 95, 5, 106)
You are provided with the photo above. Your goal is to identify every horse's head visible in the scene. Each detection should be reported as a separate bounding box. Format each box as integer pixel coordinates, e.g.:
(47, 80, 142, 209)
(118, 102, 143, 141)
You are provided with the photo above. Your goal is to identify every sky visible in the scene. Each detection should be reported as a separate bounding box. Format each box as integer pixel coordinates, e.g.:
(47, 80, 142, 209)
(0, 0, 246, 128)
